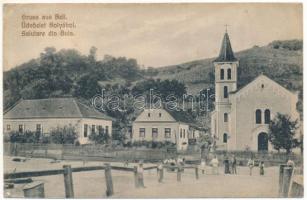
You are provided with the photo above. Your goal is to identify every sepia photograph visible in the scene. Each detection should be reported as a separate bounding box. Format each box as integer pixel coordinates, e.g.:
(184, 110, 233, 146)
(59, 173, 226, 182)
(2, 2, 304, 198)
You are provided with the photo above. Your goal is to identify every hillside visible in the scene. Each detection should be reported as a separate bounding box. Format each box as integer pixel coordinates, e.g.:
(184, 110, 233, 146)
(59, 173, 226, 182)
(155, 40, 303, 96)
(3, 40, 303, 131)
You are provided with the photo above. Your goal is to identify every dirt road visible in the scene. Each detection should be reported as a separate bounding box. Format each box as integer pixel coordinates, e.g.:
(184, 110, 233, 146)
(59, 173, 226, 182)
(4, 156, 279, 198)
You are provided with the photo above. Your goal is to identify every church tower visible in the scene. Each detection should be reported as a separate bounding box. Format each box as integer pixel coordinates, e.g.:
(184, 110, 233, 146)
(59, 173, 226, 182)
(213, 31, 238, 149)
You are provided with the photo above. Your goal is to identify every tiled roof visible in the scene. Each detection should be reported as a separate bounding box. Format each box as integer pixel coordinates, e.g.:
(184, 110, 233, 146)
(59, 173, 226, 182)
(4, 98, 112, 120)
(214, 32, 237, 62)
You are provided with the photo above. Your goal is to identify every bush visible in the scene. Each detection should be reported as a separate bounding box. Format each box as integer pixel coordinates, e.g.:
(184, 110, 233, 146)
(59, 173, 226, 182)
(270, 40, 302, 51)
(89, 129, 110, 144)
(9, 130, 40, 143)
(50, 125, 78, 144)
(129, 140, 176, 149)
(75, 141, 80, 146)
(41, 135, 50, 144)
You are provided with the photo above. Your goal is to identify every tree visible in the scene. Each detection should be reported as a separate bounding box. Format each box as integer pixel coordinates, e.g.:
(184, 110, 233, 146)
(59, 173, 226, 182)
(197, 132, 213, 160)
(112, 128, 127, 144)
(9, 130, 41, 143)
(74, 74, 101, 99)
(268, 113, 299, 153)
(88, 46, 97, 62)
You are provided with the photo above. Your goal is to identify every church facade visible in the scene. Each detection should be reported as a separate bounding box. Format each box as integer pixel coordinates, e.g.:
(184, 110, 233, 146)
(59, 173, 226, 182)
(211, 32, 299, 152)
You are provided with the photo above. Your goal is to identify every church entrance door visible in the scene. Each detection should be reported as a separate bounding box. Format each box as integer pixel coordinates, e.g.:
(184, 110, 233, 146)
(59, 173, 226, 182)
(258, 132, 268, 151)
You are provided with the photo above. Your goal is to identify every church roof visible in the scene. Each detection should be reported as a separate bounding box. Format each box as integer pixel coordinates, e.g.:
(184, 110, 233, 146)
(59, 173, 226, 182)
(4, 98, 113, 120)
(214, 32, 237, 62)
(229, 74, 296, 97)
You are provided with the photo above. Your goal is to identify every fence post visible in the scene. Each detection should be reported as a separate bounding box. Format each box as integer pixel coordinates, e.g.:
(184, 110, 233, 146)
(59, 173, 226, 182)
(158, 167, 164, 183)
(104, 163, 114, 197)
(63, 165, 74, 198)
(281, 167, 293, 197)
(23, 181, 45, 198)
(45, 146, 48, 158)
(279, 164, 286, 196)
(195, 166, 199, 180)
(177, 166, 181, 182)
(134, 166, 139, 188)
(13, 143, 18, 156)
(61, 145, 64, 160)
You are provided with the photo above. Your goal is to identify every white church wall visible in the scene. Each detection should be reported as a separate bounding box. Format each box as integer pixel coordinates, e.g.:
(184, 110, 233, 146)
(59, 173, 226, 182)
(234, 77, 298, 151)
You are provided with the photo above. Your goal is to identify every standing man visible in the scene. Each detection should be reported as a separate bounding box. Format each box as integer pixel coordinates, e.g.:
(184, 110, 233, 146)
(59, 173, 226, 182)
(287, 158, 295, 168)
(224, 155, 230, 174)
(124, 160, 129, 167)
(232, 156, 237, 174)
(137, 162, 145, 188)
(158, 161, 164, 183)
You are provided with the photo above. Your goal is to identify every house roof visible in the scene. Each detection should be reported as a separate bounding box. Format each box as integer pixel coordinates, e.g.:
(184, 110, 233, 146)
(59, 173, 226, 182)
(214, 32, 237, 62)
(134, 108, 196, 125)
(4, 98, 113, 120)
(167, 109, 196, 124)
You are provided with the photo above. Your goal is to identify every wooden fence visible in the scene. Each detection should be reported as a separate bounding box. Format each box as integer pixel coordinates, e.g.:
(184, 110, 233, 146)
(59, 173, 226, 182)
(4, 163, 200, 198)
(5, 142, 302, 166)
(4, 143, 176, 162)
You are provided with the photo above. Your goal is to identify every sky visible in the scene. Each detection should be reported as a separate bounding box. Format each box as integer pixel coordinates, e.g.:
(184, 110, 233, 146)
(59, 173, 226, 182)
(3, 3, 303, 71)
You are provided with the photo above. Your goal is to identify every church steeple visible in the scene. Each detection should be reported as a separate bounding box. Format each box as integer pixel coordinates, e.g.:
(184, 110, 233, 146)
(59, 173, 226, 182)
(213, 30, 238, 104)
(214, 32, 237, 62)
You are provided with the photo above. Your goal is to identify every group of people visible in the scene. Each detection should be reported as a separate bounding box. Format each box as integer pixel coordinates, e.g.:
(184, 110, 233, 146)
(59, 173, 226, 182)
(199, 155, 269, 176)
(247, 158, 265, 176)
(223, 155, 237, 174)
(135, 157, 186, 188)
(199, 155, 237, 175)
(129, 155, 296, 188)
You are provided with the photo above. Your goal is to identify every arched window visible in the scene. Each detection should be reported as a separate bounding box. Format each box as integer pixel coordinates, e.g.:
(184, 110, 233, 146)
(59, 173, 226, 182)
(223, 86, 228, 98)
(227, 68, 231, 80)
(223, 133, 228, 143)
(265, 109, 270, 124)
(220, 69, 224, 80)
(256, 109, 262, 124)
(224, 113, 228, 122)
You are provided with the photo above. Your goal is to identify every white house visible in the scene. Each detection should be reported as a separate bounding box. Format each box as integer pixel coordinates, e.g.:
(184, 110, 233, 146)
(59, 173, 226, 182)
(211, 31, 299, 151)
(3, 98, 113, 144)
(132, 108, 196, 151)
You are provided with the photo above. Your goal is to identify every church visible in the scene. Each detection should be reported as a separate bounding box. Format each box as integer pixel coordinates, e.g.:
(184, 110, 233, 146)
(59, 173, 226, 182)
(211, 31, 299, 152)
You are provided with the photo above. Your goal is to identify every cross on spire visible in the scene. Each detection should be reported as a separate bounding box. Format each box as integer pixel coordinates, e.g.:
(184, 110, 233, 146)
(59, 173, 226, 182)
(224, 24, 230, 33)
(214, 25, 237, 62)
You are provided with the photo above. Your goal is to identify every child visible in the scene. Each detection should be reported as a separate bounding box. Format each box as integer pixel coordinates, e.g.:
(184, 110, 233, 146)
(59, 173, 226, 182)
(259, 161, 264, 176)
(224, 156, 231, 174)
(210, 156, 219, 175)
(247, 158, 254, 176)
(200, 159, 206, 174)
(232, 156, 237, 174)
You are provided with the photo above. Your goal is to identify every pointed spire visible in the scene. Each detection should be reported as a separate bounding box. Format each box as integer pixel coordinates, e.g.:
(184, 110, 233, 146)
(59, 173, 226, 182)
(214, 31, 237, 62)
